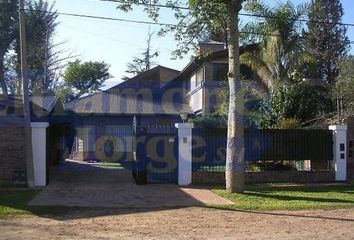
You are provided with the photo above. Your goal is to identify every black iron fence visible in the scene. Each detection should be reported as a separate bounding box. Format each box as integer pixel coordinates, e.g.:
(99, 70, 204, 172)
(192, 128, 333, 171)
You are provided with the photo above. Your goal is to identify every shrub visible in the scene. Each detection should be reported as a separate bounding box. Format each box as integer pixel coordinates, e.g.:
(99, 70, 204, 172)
(188, 116, 227, 128)
(277, 118, 301, 129)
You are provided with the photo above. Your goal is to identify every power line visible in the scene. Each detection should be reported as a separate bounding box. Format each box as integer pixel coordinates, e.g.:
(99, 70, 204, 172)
(97, 0, 354, 28)
(97, 0, 189, 10)
(24, 8, 354, 44)
(25, 9, 176, 27)
(24, 9, 284, 37)
(61, 23, 173, 54)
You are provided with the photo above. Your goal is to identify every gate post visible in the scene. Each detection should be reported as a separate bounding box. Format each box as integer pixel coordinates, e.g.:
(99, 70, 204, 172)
(329, 125, 347, 181)
(31, 122, 49, 187)
(175, 123, 194, 185)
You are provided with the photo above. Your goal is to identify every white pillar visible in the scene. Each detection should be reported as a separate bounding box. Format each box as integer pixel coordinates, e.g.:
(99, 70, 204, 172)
(329, 125, 347, 181)
(31, 122, 49, 187)
(175, 123, 194, 185)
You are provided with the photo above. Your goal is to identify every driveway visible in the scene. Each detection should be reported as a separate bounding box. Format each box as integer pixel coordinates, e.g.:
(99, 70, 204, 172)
(30, 160, 233, 208)
(1, 208, 354, 239)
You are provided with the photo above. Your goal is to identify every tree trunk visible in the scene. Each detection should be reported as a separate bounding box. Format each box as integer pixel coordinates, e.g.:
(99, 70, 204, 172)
(19, 0, 35, 188)
(225, 1, 245, 193)
(0, 53, 8, 96)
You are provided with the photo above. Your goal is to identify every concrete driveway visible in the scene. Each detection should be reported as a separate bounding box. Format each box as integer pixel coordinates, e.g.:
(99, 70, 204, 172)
(30, 160, 233, 208)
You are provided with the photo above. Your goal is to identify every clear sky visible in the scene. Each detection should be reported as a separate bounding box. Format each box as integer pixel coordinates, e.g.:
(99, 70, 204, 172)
(46, 0, 354, 88)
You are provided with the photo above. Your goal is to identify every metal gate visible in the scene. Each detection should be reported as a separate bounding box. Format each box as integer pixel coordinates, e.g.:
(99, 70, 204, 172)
(135, 126, 178, 183)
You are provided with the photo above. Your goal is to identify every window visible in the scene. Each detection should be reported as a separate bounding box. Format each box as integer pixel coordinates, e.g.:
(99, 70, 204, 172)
(137, 95, 144, 113)
(186, 68, 204, 93)
(195, 68, 204, 87)
(185, 79, 191, 92)
(120, 95, 127, 113)
(212, 62, 228, 82)
(190, 74, 197, 90)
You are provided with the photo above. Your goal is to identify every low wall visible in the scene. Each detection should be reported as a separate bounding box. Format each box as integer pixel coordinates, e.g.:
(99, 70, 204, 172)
(192, 170, 335, 185)
(0, 122, 26, 185)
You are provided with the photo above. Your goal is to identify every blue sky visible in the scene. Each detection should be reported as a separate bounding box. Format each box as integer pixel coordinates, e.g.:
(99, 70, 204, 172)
(47, 0, 354, 88)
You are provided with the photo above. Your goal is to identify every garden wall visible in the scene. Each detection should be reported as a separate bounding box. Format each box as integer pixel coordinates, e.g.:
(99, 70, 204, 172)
(192, 170, 335, 185)
(0, 119, 26, 185)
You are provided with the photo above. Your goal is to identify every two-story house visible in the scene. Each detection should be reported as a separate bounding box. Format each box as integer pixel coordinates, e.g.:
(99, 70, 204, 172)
(163, 41, 269, 118)
(64, 41, 268, 162)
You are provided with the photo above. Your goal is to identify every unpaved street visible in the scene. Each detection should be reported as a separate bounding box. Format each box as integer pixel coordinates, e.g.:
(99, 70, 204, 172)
(1, 207, 354, 240)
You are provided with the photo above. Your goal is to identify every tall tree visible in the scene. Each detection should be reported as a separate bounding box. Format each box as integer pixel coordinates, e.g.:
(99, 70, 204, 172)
(63, 60, 111, 99)
(4, 0, 62, 95)
(117, 0, 248, 192)
(0, 0, 18, 96)
(242, 1, 308, 86)
(123, 29, 159, 80)
(304, 0, 350, 85)
(24, 0, 58, 94)
(333, 56, 354, 113)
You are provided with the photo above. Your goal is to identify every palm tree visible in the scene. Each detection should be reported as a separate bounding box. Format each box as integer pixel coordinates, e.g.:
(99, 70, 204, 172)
(242, 1, 309, 88)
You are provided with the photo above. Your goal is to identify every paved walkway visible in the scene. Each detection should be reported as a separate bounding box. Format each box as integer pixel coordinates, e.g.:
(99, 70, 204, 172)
(30, 160, 233, 208)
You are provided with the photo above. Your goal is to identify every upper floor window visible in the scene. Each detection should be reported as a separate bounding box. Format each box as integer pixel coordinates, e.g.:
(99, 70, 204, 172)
(187, 68, 204, 92)
(213, 62, 228, 82)
(195, 68, 203, 87)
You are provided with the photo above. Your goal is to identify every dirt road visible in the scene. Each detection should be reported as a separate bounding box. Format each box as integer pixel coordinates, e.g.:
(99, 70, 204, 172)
(1, 207, 353, 240)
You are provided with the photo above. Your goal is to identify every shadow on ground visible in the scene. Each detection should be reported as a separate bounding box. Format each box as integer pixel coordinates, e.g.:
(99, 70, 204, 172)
(0, 160, 232, 220)
(242, 191, 354, 204)
(2, 160, 354, 222)
(206, 206, 354, 223)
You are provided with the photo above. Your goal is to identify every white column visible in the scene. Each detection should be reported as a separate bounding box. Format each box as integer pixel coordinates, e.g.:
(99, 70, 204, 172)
(175, 123, 194, 185)
(31, 122, 49, 187)
(329, 125, 347, 181)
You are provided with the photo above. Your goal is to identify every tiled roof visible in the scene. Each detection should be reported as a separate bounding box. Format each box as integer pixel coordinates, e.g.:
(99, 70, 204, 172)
(0, 95, 59, 112)
(65, 91, 192, 115)
(30, 96, 59, 112)
(107, 65, 180, 92)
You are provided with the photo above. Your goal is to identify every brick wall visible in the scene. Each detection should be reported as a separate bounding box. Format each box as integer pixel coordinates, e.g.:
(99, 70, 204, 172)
(0, 121, 26, 185)
(192, 170, 335, 185)
(348, 117, 354, 180)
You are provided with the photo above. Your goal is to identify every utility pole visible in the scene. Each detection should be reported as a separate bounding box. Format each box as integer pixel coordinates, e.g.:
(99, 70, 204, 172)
(19, 0, 34, 187)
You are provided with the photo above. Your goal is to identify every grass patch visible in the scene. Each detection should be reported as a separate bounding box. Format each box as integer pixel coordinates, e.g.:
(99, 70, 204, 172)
(0, 189, 87, 218)
(99, 162, 125, 169)
(0, 189, 39, 217)
(213, 184, 354, 211)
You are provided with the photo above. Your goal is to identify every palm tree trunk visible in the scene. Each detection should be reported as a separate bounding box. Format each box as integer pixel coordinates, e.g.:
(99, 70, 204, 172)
(225, 0, 245, 193)
(0, 53, 8, 96)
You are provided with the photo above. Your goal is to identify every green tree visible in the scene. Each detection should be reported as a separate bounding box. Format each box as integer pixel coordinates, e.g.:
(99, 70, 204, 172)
(63, 60, 111, 98)
(242, 1, 308, 86)
(23, 0, 59, 94)
(117, 0, 248, 192)
(123, 29, 159, 80)
(4, 0, 63, 95)
(303, 0, 350, 85)
(257, 81, 331, 128)
(0, 0, 18, 96)
(333, 56, 354, 113)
